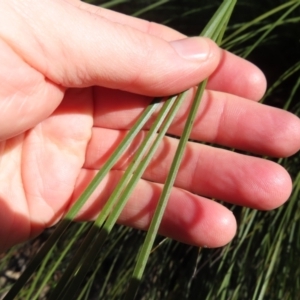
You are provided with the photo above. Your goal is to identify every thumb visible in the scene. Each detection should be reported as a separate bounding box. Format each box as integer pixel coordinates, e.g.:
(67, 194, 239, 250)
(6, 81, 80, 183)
(4, 0, 221, 96)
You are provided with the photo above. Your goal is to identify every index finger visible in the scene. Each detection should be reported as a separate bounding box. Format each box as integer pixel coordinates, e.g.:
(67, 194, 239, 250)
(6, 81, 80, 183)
(70, 1, 266, 100)
(68, 0, 186, 41)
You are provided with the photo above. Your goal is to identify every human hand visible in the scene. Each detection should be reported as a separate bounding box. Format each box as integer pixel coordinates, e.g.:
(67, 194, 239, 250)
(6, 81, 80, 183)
(0, 0, 299, 252)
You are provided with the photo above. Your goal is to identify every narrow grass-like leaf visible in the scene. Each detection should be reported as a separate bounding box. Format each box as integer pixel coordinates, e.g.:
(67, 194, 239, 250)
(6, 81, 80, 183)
(255, 231, 283, 300)
(132, 0, 169, 17)
(162, 5, 214, 26)
(64, 99, 162, 221)
(24, 245, 53, 300)
(283, 75, 300, 111)
(262, 61, 300, 103)
(100, 0, 129, 9)
(125, 0, 237, 298)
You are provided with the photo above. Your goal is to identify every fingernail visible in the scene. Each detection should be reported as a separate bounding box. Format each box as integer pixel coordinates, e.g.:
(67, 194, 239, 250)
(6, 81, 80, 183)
(170, 37, 211, 62)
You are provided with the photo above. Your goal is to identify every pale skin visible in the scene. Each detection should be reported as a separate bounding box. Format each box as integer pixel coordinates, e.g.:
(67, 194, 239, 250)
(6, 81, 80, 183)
(0, 0, 300, 252)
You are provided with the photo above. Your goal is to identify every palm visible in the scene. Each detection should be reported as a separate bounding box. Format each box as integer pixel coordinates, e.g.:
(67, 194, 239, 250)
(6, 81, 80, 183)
(0, 87, 92, 250)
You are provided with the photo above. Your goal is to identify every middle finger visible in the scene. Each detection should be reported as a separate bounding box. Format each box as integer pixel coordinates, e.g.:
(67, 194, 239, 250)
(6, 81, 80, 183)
(93, 88, 300, 157)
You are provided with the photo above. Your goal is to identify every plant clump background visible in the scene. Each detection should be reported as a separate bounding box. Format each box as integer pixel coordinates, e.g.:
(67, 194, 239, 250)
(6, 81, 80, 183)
(0, 0, 300, 299)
